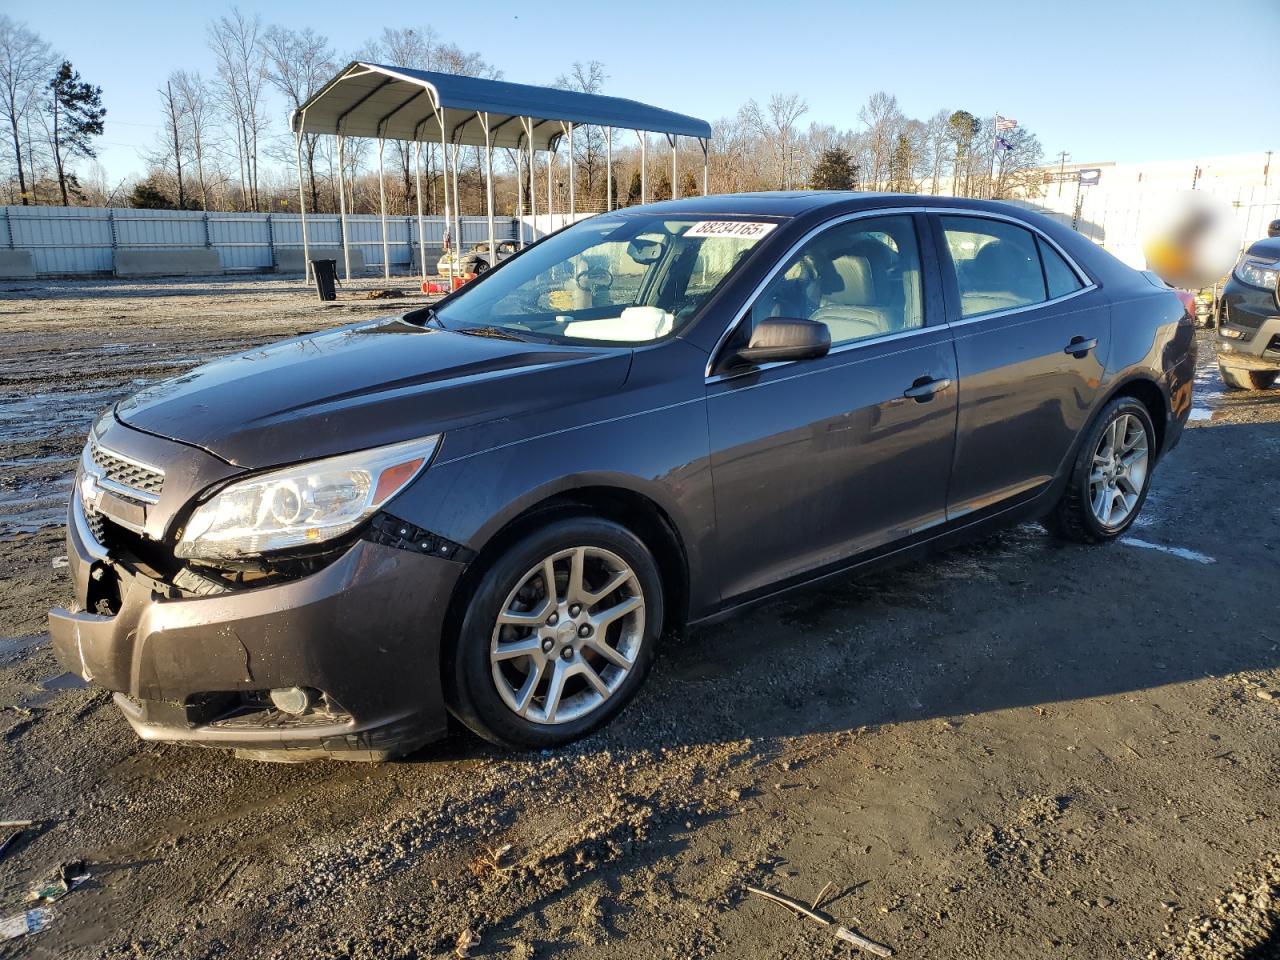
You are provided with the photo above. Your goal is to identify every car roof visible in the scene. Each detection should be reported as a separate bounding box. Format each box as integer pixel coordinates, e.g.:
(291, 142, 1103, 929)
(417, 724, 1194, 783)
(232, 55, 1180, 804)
(616, 191, 1071, 220)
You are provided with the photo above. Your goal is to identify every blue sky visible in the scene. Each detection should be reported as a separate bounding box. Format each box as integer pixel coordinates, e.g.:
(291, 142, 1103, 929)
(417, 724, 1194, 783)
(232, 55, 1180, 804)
(11, 0, 1280, 182)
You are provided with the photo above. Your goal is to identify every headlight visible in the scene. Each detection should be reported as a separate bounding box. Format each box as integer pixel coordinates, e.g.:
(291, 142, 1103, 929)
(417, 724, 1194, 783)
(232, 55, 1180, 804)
(175, 435, 439, 560)
(1234, 256, 1280, 293)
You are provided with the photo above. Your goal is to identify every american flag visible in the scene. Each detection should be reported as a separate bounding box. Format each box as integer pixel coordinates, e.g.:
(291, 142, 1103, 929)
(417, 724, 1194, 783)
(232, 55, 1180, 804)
(995, 116, 1018, 131)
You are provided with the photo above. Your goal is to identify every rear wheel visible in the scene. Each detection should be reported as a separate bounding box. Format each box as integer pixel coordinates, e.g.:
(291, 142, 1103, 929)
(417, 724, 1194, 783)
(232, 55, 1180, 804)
(446, 517, 662, 750)
(1043, 397, 1155, 543)
(1219, 364, 1278, 390)
(472, 259, 488, 274)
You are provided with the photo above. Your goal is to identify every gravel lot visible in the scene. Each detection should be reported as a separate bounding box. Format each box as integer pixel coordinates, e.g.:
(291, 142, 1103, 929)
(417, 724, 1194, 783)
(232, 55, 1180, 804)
(1, 277, 1277, 959)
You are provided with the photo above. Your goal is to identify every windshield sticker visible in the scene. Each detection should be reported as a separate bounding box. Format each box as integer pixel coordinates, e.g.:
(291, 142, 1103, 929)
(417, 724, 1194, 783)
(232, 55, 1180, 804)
(685, 221, 778, 240)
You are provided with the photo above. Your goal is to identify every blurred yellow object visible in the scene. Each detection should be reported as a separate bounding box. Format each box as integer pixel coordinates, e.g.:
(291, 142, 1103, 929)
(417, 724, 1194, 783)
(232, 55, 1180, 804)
(547, 289, 574, 310)
(1141, 191, 1238, 289)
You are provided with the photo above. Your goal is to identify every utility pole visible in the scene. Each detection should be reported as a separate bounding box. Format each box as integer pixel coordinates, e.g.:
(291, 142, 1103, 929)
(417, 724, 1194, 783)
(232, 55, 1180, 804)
(1264, 151, 1272, 188)
(1055, 150, 1070, 197)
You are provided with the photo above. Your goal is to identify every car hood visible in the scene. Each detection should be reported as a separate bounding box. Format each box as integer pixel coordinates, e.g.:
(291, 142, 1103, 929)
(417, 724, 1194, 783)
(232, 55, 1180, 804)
(1245, 236, 1280, 261)
(115, 317, 631, 468)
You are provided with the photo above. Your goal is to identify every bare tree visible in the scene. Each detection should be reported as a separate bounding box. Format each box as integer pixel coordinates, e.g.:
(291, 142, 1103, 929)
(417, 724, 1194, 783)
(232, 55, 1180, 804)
(156, 79, 186, 208)
(172, 71, 213, 210)
(858, 91, 903, 190)
(0, 15, 54, 204)
(740, 93, 808, 190)
(925, 109, 951, 195)
(261, 24, 334, 212)
(209, 8, 268, 211)
(985, 123, 1043, 200)
(555, 61, 607, 200)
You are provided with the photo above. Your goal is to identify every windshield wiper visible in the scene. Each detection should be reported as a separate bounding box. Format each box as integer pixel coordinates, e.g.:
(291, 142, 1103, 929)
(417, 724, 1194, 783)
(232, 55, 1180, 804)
(455, 325, 526, 342)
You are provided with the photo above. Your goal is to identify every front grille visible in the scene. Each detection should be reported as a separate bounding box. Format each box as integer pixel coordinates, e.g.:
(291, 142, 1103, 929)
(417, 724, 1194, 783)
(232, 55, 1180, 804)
(1223, 302, 1263, 331)
(90, 437, 164, 499)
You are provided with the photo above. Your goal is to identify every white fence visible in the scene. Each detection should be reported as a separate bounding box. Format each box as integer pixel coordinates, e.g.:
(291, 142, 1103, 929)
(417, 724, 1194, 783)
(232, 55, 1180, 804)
(1008, 184, 1280, 270)
(0, 206, 520, 276)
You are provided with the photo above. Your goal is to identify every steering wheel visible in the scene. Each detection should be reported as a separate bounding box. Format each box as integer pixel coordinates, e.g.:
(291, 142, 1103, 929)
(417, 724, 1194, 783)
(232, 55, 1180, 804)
(575, 264, 614, 292)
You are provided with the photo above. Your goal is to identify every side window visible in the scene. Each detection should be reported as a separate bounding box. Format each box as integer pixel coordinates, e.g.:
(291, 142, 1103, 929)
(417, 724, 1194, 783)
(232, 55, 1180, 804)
(749, 215, 923, 347)
(940, 216, 1047, 318)
(1037, 236, 1085, 299)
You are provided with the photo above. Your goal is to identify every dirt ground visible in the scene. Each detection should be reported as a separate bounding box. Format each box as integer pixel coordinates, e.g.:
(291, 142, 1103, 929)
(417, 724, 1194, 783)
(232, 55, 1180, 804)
(1, 276, 1277, 960)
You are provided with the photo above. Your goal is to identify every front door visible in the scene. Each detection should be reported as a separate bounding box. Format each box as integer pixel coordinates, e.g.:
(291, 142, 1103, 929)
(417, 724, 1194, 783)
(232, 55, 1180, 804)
(707, 213, 958, 602)
(932, 214, 1111, 518)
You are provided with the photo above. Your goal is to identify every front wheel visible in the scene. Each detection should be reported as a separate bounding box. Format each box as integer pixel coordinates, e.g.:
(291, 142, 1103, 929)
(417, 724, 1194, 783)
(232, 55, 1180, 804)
(446, 517, 662, 750)
(1043, 397, 1156, 543)
(1219, 364, 1278, 390)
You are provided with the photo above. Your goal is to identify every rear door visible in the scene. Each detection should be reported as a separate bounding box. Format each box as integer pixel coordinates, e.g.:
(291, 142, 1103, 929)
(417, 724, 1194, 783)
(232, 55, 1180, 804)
(706, 213, 958, 601)
(931, 213, 1109, 518)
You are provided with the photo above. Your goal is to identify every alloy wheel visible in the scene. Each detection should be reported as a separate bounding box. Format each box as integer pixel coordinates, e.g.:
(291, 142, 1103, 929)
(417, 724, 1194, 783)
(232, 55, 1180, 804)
(489, 546, 645, 725)
(1089, 412, 1149, 527)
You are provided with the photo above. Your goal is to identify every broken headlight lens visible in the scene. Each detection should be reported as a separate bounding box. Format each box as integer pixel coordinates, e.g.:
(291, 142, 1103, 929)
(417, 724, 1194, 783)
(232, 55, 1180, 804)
(175, 435, 440, 560)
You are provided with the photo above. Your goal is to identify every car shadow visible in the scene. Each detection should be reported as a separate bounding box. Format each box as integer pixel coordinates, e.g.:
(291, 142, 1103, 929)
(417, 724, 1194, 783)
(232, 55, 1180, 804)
(606, 416, 1280, 751)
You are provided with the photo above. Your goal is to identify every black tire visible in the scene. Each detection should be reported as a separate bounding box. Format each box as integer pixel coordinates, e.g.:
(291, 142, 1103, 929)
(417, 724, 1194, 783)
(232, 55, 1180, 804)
(472, 259, 488, 274)
(1042, 396, 1156, 544)
(445, 516, 663, 750)
(1219, 364, 1278, 391)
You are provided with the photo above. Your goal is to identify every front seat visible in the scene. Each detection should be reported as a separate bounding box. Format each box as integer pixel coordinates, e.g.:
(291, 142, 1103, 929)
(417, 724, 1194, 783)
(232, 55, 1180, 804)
(811, 248, 893, 342)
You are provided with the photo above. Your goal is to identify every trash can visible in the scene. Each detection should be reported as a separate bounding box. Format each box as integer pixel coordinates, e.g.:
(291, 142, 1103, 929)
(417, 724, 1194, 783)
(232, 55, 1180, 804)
(311, 259, 338, 302)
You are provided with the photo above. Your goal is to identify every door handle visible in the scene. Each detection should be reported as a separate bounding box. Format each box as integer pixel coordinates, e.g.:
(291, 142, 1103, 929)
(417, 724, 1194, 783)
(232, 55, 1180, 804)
(1063, 336, 1098, 358)
(903, 376, 952, 402)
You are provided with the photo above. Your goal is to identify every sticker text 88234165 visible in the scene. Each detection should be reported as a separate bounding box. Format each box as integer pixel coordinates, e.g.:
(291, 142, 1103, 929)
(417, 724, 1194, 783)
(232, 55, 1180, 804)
(684, 221, 778, 240)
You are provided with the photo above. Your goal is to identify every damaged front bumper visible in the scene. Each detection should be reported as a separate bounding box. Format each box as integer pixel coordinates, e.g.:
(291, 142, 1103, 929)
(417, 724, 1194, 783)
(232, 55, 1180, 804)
(49, 497, 465, 761)
(1218, 284, 1280, 371)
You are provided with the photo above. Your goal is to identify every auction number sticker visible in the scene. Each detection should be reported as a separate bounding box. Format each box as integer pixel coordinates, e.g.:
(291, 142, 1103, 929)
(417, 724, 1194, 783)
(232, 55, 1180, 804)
(685, 221, 778, 239)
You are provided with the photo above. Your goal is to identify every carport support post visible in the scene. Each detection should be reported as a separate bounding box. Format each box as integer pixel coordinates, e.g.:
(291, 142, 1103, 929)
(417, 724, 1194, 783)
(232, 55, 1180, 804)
(413, 141, 427, 282)
(522, 118, 536, 245)
(377, 139, 390, 280)
(700, 138, 709, 196)
(294, 129, 312, 286)
(337, 135, 352, 282)
(566, 122, 575, 219)
(450, 142, 462, 264)
(606, 127, 613, 211)
(435, 105, 454, 288)
(547, 140, 555, 233)
(480, 112, 497, 269)
(669, 134, 678, 200)
(514, 148, 524, 248)
(637, 131, 648, 204)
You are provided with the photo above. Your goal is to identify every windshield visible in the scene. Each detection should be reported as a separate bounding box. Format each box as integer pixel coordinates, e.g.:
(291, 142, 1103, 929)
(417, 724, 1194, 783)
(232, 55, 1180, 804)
(431, 214, 776, 344)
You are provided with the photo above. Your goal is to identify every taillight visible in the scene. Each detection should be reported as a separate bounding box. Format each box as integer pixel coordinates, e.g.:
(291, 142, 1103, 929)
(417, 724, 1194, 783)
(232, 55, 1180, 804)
(1173, 290, 1195, 318)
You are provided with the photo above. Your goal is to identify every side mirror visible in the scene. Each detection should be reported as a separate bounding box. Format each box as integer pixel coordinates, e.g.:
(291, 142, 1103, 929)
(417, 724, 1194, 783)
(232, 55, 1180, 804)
(725, 317, 831, 368)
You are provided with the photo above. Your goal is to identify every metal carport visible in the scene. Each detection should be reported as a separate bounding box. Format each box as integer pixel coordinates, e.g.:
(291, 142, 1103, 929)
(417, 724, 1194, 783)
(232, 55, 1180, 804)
(290, 62, 713, 285)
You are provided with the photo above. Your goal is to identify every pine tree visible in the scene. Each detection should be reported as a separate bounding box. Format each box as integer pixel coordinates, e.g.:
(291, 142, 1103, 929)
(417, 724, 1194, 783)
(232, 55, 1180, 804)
(810, 147, 858, 191)
(47, 60, 105, 206)
(626, 171, 641, 206)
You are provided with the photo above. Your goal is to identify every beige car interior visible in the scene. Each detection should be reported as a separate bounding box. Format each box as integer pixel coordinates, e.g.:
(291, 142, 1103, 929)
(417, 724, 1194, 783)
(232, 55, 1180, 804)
(953, 234, 1044, 317)
(754, 224, 923, 346)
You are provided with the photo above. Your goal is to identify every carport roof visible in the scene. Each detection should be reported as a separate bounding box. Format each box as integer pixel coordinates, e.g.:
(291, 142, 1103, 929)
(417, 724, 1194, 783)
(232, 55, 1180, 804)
(292, 62, 713, 151)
